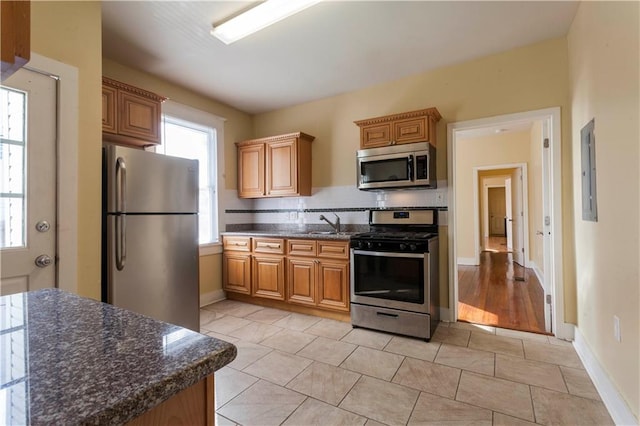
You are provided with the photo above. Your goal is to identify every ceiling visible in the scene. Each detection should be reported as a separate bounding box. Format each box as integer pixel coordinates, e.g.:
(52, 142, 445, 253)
(102, 1, 579, 115)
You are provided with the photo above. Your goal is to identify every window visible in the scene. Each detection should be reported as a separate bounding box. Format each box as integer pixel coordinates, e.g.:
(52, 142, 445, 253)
(0, 87, 27, 248)
(157, 102, 224, 245)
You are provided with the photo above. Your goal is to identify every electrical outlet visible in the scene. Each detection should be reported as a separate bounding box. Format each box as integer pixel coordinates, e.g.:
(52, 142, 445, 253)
(613, 315, 621, 342)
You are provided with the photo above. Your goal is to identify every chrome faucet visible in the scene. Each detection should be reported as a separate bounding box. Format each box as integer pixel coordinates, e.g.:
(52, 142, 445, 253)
(319, 213, 341, 233)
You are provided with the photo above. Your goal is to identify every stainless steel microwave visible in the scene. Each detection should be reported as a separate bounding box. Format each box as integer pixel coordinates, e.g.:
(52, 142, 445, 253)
(357, 142, 436, 190)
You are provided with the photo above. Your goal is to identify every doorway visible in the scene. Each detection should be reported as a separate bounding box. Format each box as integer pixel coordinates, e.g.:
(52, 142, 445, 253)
(447, 107, 570, 339)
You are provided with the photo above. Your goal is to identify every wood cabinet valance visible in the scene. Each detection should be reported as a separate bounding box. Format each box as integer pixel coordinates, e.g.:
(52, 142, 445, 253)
(102, 77, 166, 148)
(354, 107, 441, 149)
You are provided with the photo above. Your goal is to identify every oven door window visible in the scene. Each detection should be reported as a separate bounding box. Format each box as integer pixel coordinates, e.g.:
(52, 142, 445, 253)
(352, 252, 424, 303)
(360, 157, 411, 183)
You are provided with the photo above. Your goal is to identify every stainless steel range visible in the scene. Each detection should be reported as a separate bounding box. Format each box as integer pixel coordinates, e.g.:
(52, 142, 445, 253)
(350, 209, 439, 341)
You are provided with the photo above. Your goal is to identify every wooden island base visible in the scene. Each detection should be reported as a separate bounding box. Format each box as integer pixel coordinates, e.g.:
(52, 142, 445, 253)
(127, 376, 215, 426)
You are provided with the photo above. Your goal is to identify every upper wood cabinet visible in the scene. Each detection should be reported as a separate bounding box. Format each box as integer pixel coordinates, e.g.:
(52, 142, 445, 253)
(236, 132, 314, 198)
(354, 108, 441, 149)
(102, 77, 166, 148)
(1, 1, 30, 80)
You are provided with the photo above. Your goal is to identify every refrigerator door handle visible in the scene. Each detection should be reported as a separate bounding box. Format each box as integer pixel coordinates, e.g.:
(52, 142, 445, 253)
(116, 157, 127, 212)
(115, 215, 126, 270)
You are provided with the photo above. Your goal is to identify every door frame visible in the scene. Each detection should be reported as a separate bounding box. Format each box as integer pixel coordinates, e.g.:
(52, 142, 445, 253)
(22, 53, 79, 293)
(447, 107, 571, 339)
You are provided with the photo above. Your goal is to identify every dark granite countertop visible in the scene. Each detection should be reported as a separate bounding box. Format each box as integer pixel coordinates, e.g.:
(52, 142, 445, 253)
(221, 230, 359, 241)
(0, 288, 236, 425)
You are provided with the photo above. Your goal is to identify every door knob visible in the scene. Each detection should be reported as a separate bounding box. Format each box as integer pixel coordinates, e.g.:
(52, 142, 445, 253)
(35, 220, 51, 232)
(35, 255, 53, 268)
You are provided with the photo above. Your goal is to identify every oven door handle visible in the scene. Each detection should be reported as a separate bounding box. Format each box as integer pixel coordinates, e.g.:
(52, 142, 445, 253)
(352, 249, 425, 259)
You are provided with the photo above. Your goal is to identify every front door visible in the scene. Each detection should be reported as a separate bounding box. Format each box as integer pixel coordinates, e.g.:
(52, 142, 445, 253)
(1, 68, 57, 294)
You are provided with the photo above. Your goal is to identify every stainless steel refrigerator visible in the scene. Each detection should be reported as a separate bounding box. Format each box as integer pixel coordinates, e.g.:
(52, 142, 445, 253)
(102, 144, 200, 331)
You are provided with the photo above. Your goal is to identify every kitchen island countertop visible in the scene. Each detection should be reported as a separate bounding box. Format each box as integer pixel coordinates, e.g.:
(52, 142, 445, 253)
(0, 288, 236, 425)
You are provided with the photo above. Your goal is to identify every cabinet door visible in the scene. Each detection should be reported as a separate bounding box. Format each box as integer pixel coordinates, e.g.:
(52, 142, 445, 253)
(360, 122, 392, 148)
(393, 116, 427, 145)
(317, 260, 349, 312)
(222, 253, 251, 294)
(102, 85, 117, 134)
(238, 144, 265, 198)
(287, 258, 316, 307)
(117, 90, 161, 143)
(266, 138, 297, 196)
(252, 255, 285, 300)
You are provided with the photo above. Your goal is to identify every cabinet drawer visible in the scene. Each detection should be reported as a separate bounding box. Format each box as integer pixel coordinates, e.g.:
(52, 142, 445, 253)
(287, 239, 317, 257)
(223, 236, 251, 252)
(317, 241, 349, 260)
(394, 116, 427, 144)
(361, 122, 392, 148)
(253, 238, 285, 254)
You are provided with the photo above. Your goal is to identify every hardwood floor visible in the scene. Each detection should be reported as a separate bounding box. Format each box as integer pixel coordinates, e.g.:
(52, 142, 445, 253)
(458, 251, 548, 334)
(484, 236, 508, 253)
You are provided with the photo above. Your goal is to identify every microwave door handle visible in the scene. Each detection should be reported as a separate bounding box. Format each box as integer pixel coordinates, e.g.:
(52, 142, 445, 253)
(407, 156, 414, 181)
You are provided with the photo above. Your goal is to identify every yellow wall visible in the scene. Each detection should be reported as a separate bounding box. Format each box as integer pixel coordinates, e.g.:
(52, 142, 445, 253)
(102, 58, 254, 192)
(567, 1, 639, 417)
(199, 252, 222, 297)
(455, 131, 532, 260)
(31, 1, 102, 299)
(102, 60, 254, 295)
(252, 38, 576, 322)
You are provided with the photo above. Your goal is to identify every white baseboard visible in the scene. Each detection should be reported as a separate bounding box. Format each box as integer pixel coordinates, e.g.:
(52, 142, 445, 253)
(457, 257, 477, 266)
(200, 289, 226, 307)
(439, 307, 451, 322)
(528, 261, 544, 286)
(573, 327, 638, 426)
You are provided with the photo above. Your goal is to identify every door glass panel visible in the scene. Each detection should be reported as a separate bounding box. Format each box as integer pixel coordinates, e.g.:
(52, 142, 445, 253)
(0, 87, 27, 248)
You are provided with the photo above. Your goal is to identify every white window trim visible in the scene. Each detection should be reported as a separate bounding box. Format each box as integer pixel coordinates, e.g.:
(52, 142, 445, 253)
(161, 100, 226, 246)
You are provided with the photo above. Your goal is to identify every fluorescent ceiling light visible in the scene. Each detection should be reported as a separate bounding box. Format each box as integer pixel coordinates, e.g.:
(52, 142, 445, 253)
(211, 0, 321, 45)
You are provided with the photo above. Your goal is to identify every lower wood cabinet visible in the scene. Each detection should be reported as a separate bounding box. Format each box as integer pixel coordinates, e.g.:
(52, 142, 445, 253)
(223, 236, 350, 314)
(317, 260, 349, 312)
(222, 252, 251, 295)
(252, 255, 285, 300)
(287, 258, 317, 307)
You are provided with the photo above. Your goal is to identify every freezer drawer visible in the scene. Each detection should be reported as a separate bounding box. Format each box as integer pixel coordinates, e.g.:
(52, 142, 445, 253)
(106, 214, 199, 330)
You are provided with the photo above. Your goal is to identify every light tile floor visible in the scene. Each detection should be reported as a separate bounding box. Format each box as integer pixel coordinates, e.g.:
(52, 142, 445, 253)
(201, 300, 613, 426)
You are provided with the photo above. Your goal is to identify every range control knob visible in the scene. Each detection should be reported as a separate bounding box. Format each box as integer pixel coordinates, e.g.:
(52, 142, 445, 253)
(353, 241, 362, 250)
(399, 243, 407, 251)
(409, 244, 418, 252)
(366, 242, 374, 249)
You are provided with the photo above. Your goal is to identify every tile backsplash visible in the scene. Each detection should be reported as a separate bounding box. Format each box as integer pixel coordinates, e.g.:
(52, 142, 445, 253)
(220, 184, 448, 231)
